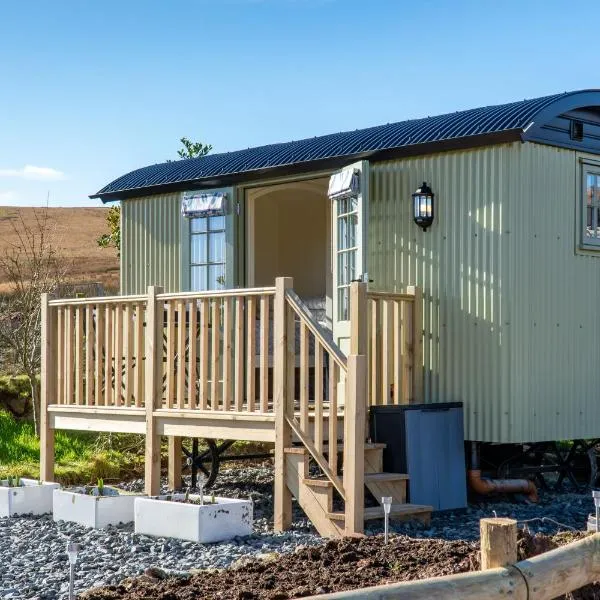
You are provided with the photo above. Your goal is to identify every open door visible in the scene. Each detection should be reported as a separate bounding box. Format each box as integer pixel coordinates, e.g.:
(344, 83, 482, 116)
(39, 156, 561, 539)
(180, 186, 240, 291)
(330, 161, 369, 354)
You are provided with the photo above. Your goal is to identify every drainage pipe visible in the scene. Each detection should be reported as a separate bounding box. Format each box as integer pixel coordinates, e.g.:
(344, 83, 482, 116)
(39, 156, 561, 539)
(468, 442, 538, 503)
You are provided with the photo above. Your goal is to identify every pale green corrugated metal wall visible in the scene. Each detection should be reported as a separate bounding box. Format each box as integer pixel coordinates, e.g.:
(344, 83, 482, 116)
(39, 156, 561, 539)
(510, 144, 600, 442)
(370, 142, 600, 443)
(370, 144, 515, 442)
(121, 192, 181, 295)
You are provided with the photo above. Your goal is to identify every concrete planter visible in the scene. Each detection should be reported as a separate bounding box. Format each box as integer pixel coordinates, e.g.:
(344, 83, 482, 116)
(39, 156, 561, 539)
(53, 486, 142, 529)
(0, 479, 60, 517)
(134, 495, 253, 543)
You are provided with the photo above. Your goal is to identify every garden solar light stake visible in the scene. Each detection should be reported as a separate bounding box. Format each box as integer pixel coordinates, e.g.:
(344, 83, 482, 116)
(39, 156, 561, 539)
(593, 490, 600, 532)
(66, 541, 81, 600)
(382, 497, 392, 544)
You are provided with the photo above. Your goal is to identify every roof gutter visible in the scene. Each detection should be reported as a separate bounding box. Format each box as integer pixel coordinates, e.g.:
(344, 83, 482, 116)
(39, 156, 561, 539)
(91, 129, 523, 203)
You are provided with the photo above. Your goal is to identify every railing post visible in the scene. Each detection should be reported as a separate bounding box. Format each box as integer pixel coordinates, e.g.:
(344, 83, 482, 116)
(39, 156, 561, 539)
(345, 282, 367, 536)
(350, 282, 368, 356)
(407, 285, 424, 404)
(145, 285, 163, 496)
(344, 353, 366, 536)
(40, 293, 55, 482)
(274, 276, 293, 531)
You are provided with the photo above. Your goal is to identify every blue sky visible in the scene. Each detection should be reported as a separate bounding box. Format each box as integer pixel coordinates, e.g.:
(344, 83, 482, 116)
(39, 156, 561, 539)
(0, 0, 598, 207)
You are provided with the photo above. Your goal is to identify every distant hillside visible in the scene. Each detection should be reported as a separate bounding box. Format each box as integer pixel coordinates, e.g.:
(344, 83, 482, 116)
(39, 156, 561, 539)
(0, 207, 119, 294)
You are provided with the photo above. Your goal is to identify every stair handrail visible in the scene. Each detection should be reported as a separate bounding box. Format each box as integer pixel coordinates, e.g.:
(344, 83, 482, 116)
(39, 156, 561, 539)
(284, 289, 347, 372)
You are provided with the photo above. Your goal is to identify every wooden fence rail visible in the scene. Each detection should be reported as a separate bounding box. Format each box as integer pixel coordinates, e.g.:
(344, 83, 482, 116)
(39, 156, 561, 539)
(304, 530, 600, 600)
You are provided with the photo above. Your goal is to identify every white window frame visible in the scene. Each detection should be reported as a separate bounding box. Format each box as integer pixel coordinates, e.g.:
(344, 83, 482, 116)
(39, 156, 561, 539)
(580, 162, 600, 251)
(189, 214, 227, 291)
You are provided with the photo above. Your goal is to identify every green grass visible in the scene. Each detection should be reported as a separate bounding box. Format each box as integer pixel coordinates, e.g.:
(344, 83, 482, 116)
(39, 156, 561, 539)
(0, 410, 144, 484)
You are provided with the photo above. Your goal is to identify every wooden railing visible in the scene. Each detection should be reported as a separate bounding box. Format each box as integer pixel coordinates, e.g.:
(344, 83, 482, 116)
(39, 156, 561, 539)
(284, 288, 348, 497)
(274, 278, 366, 535)
(45, 287, 276, 413)
(367, 286, 423, 406)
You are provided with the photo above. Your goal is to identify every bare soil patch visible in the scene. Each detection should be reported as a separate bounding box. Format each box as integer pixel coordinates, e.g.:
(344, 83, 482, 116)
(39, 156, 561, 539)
(0, 206, 119, 292)
(79, 530, 596, 600)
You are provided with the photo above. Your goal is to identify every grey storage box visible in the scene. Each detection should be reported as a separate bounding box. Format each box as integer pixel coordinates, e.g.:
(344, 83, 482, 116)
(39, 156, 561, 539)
(370, 403, 467, 511)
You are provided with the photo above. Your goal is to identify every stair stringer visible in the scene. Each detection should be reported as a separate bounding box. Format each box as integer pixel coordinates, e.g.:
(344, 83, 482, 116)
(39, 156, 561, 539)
(285, 449, 345, 538)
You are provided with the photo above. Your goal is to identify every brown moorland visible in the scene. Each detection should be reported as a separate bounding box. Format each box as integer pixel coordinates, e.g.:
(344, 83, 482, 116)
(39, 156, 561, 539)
(0, 206, 119, 293)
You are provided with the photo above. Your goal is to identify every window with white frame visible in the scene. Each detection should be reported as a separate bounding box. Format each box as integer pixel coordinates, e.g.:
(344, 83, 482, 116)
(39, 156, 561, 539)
(190, 215, 226, 291)
(336, 195, 358, 321)
(582, 165, 600, 248)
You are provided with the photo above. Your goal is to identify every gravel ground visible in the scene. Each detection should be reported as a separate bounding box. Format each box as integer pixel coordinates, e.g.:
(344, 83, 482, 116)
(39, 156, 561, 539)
(0, 464, 596, 600)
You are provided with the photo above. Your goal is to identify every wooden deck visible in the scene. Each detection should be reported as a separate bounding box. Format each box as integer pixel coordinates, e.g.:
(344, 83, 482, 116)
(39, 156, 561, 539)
(40, 278, 426, 537)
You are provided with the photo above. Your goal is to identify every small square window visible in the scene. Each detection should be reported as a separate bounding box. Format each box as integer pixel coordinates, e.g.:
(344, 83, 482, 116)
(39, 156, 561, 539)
(571, 120, 584, 142)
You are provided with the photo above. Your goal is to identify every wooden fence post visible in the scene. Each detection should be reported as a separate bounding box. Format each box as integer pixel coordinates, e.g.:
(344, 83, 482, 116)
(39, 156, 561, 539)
(480, 518, 518, 570)
(145, 286, 163, 496)
(40, 293, 55, 482)
(168, 436, 183, 490)
(407, 285, 423, 404)
(274, 277, 293, 531)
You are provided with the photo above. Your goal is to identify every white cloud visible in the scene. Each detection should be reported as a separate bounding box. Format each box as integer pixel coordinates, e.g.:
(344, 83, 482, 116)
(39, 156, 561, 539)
(0, 165, 67, 181)
(0, 190, 18, 203)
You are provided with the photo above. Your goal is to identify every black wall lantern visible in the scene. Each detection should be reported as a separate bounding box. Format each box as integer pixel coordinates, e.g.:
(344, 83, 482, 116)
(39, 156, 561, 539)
(412, 181, 435, 231)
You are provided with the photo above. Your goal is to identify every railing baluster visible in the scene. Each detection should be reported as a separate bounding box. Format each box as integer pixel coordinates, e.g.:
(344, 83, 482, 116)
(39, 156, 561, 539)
(370, 298, 378, 406)
(104, 305, 113, 406)
(65, 307, 74, 405)
(114, 304, 123, 406)
(328, 361, 338, 475)
(246, 296, 256, 412)
(259, 295, 270, 413)
(381, 299, 392, 405)
(187, 300, 198, 409)
(124, 303, 133, 406)
(234, 297, 244, 411)
(165, 301, 175, 409)
(300, 321, 309, 431)
(314, 344, 324, 453)
(57, 307, 64, 405)
(210, 298, 221, 410)
(177, 300, 186, 409)
(393, 299, 402, 405)
(199, 298, 209, 410)
(222, 297, 233, 411)
(85, 305, 94, 406)
(134, 302, 144, 408)
(75, 307, 83, 405)
(95, 305, 104, 406)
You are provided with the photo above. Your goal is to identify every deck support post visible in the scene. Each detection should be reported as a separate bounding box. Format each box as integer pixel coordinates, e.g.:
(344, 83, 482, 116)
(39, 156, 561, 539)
(145, 286, 164, 496)
(274, 276, 293, 532)
(407, 285, 423, 404)
(40, 293, 55, 481)
(168, 436, 183, 490)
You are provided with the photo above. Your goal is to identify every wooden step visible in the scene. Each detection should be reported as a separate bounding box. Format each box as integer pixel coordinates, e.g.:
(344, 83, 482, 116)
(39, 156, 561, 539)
(302, 477, 333, 488)
(336, 442, 386, 452)
(327, 503, 433, 524)
(364, 472, 409, 483)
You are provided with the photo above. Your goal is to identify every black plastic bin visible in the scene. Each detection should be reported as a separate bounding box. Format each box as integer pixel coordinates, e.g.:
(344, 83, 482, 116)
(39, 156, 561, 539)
(369, 403, 467, 511)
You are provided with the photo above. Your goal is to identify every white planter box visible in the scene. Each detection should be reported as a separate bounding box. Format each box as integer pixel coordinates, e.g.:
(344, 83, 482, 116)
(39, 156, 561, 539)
(53, 487, 142, 529)
(0, 479, 60, 518)
(135, 495, 253, 543)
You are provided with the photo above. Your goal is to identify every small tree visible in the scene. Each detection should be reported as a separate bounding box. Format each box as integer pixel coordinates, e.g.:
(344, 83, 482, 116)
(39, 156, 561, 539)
(176, 136, 212, 159)
(0, 210, 69, 435)
(96, 205, 121, 256)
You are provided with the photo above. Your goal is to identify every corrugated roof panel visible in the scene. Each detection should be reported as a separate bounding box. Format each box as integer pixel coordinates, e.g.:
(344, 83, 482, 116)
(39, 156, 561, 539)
(93, 91, 597, 199)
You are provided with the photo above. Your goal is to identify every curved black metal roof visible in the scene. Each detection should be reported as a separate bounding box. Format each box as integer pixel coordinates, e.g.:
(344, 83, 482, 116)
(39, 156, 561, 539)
(93, 90, 600, 201)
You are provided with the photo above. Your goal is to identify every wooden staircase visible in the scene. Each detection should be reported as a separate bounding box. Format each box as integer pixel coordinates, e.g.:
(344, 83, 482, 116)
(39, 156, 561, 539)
(284, 442, 432, 537)
(273, 278, 430, 538)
